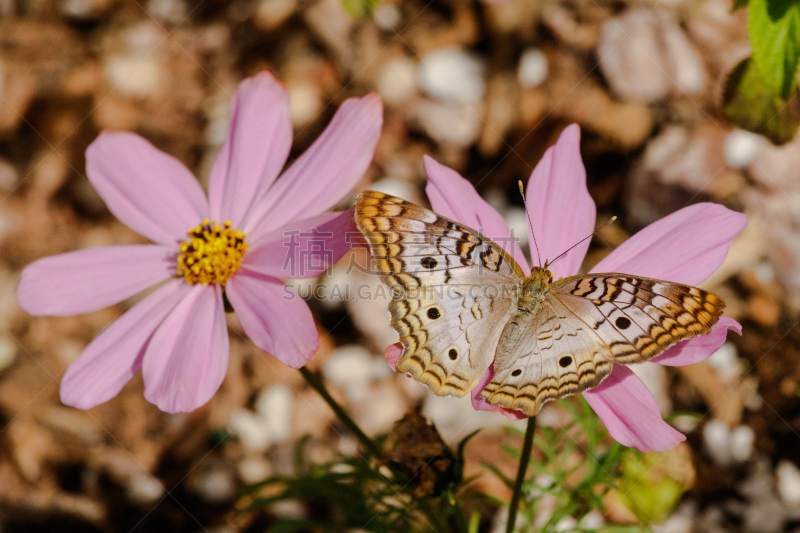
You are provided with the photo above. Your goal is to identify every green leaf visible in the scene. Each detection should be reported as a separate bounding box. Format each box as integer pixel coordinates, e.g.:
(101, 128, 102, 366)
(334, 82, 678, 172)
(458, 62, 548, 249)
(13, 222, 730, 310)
(341, 0, 381, 18)
(479, 461, 515, 489)
(723, 56, 800, 145)
(456, 429, 481, 464)
(733, 0, 750, 10)
(748, 0, 800, 97)
(468, 511, 481, 533)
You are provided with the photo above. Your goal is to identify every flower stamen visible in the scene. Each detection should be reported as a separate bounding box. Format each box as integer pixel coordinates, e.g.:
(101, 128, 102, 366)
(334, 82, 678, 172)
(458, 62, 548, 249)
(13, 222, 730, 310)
(177, 220, 247, 286)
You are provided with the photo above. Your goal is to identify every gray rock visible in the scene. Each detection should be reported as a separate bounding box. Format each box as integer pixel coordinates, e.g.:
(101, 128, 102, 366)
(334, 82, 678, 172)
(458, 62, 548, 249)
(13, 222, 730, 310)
(743, 499, 784, 533)
(598, 8, 707, 102)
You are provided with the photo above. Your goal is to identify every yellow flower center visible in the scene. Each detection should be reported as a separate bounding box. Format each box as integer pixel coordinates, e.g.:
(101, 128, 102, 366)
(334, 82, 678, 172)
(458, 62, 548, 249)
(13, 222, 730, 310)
(176, 220, 248, 286)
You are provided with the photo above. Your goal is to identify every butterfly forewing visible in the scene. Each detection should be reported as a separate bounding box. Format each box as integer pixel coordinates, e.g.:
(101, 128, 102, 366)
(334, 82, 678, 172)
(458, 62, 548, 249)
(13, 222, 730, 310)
(355, 190, 523, 397)
(480, 274, 725, 416)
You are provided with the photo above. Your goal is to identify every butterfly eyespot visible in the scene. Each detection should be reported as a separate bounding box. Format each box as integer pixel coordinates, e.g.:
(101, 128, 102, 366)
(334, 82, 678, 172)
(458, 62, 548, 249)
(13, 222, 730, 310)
(448, 348, 458, 360)
(615, 317, 631, 329)
(421, 256, 438, 269)
(558, 356, 572, 368)
(427, 307, 441, 320)
(511, 369, 522, 377)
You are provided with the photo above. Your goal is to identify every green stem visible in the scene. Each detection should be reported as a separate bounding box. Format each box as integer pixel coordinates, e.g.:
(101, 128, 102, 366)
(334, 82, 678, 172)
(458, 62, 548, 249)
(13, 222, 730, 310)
(452, 492, 470, 533)
(506, 416, 537, 533)
(299, 366, 382, 457)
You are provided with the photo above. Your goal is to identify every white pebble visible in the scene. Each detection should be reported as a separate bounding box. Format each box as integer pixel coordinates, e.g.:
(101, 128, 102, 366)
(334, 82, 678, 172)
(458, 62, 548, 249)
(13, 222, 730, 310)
(373, 4, 401, 30)
(324, 345, 376, 402)
(671, 414, 700, 434)
(368, 177, 417, 202)
(730, 425, 755, 462)
(238, 456, 272, 484)
(706, 342, 741, 383)
(416, 101, 483, 147)
(518, 48, 548, 88)
(318, 266, 351, 310)
(126, 474, 164, 504)
(656, 501, 696, 533)
(195, 468, 236, 502)
(754, 261, 776, 285)
(419, 47, 486, 104)
(255, 384, 293, 419)
(0, 336, 15, 371)
(205, 91, 232, 146)
(725, 129, 767, 169)
(777, 461, 800, 505)
(554, 516, 577, 531)
(743, 499, 784, 533)
(230, 384, 294, 451)
(577, 510, 604, 529)
(0, 158, 18, 193)
(703, 419, 732, 466)
(503, 207, 531, 249)
(359, 385, 405, 434)
(528, 473, 555, 497)
(378, 57, 418, 105)
(288, 82, 322, 126)
(104, 55, 159, 97)
(269, 500, 306, 519)
(147, 0, 186, 23)
(631, 362, 671, 414)
(229, 410, 273, 451)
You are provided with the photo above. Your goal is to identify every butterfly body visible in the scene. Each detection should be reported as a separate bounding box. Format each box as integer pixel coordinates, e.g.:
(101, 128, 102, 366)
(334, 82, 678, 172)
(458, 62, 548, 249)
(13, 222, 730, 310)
(355, 190, 725, 417)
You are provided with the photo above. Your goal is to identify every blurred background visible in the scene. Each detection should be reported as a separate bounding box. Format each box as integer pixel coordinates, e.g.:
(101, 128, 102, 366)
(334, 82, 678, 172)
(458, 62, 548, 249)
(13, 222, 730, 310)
(0, 0, 798, 531)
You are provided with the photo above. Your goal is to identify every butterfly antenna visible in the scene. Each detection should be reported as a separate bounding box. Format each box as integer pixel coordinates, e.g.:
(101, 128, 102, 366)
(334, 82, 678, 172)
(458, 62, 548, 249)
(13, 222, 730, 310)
(547, 216, 618, 269)
(518, 180, 542, 268)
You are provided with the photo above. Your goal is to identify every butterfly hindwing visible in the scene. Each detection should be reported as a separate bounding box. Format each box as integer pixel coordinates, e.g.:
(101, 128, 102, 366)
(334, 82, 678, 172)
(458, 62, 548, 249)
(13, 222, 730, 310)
(479, 299, 614, 416)
(355, 191, 523, 397)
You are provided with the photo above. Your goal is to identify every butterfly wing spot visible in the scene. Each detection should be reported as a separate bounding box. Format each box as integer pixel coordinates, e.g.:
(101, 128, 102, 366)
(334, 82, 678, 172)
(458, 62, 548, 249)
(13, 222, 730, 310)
(421, 256, 438, 269)
(615, 316, 631, 329)
(427, 307, 441, 320)
(511, 369, 522, 377)
(448, 348, 458, 360)
(558, 356, 572, 367)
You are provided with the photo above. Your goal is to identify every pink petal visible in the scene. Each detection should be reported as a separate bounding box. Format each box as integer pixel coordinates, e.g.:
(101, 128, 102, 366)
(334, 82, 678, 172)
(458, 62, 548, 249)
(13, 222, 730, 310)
(424, 156, 529, 274)
(142, 284, 229, 413)
(86, 132, 208, 246)
(17, 245, 174, 316)
(526, 124, 596, 279)
(651, 316, 742, 366)
(60, 280, 190, 410)
(583, 366, 685, 452)
(225, 269, 318, 368)
(591, 203, 747, 286)
(245, 94, 383, 232)
(208, 72, 293, 226)
(470, 366, 528, 421)
(242, 209, 357, 279)
(385, 342, 403, 372)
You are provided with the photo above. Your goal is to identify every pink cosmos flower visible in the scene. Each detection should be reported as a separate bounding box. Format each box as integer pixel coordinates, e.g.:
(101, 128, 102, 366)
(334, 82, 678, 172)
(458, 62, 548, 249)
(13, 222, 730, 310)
(17, 71, 383, 413)
(385, 124, 745, 452)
